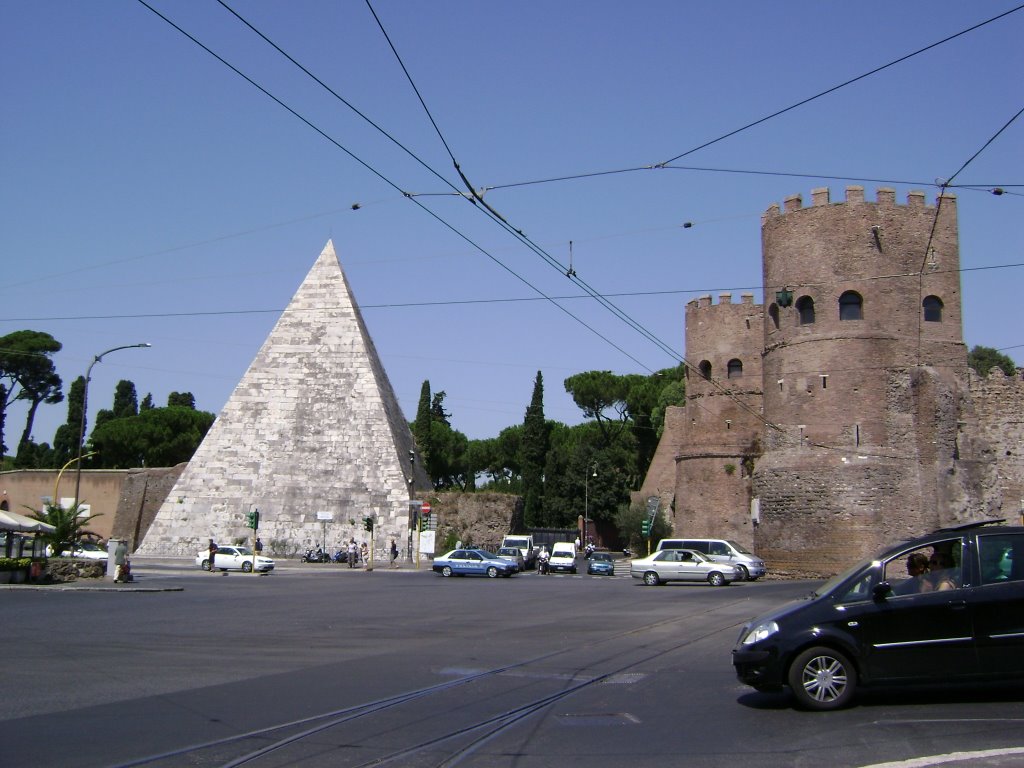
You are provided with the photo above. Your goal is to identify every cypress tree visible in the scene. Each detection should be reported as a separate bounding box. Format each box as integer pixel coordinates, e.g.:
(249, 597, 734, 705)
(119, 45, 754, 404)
(521, 371, 549, 527)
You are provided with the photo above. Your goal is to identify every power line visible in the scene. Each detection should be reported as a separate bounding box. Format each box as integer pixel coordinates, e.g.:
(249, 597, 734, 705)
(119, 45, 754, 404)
(4, 259, 1021, 321)
(658, 4, 1024, 166)
(135, 0, 655, 374)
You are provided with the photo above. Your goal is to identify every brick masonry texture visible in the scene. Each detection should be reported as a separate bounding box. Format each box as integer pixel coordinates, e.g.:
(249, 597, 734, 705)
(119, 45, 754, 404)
(136, 242, 431, 560)
(641, 187, 1024, 577)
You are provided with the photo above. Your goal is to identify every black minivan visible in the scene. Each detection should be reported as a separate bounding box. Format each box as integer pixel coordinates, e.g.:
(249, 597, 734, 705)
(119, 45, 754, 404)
(732, 520, 1024, 710)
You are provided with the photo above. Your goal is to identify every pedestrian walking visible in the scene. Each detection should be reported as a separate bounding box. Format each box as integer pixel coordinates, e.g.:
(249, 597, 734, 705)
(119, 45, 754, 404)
(390, 538, 399, 568)
(207, 539, 218, 572)
(347, 538, 357, 568)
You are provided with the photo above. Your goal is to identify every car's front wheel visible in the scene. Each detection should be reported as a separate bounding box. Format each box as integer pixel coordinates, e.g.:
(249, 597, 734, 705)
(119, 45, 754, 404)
(787, 646, 857, 711)
(707, 572, 726, 587)
(486, 566, 499, 578)
(242, 561, 253, 573)
(441, 566, 453, 577)
(643, 571, 660, 586)
(735, 565, 749, 581)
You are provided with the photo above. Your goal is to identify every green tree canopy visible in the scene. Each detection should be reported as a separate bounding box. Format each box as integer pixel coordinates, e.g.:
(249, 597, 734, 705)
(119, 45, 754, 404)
(967, 345, 1017, 377)
(0, 330, 64, 457)
(167, 391, 196, 409)
(89, 406, 215, 468)
(521, 371, 549, 527)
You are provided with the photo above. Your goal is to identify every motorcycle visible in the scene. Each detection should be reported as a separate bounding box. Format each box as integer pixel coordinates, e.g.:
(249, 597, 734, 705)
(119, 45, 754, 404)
(332, 549, 348, 564)
(537, 552, 550, 575)
(301, 548, 330, 563)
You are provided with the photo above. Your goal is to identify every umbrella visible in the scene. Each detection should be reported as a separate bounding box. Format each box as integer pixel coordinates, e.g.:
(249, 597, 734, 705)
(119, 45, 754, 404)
(0, 509, 57, 533)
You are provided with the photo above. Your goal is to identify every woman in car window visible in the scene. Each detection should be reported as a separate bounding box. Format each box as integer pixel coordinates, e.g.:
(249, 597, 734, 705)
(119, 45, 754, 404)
(928, 551, 958, 591)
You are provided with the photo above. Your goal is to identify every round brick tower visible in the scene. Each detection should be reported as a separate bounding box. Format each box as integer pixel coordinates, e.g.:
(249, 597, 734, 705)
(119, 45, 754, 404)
(673, 292, 763, 547)
(753, 186, 968, 575)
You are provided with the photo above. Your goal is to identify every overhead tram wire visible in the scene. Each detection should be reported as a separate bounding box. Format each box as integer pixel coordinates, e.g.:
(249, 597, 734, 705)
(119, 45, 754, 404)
(213, 0, 668, 372)
(914, 102, 1024, 363)
(363, 0, 686, 366)
(9, 258, 1021, 323)
(135, 0, 651, 373)
(656, 4, 1024, 167)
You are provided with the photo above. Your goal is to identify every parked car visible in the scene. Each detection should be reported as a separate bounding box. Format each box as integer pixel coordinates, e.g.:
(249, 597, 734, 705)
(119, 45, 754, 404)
(630, 548, 739, 587)
(732, 520, 1024, 710)
(587, 551, 615, 576)
(656, 538, 766, 581)
(548, 542, 577, 574)
(500, 535, 537, 570)
(432, 549, 517, 578)
(195, 545, 275, 573)
(496, 546, 525, 572)
(48, 541, 109, 561)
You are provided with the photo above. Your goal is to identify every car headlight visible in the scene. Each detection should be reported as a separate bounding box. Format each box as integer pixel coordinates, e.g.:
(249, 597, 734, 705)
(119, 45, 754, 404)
(740, 620, 779, 646)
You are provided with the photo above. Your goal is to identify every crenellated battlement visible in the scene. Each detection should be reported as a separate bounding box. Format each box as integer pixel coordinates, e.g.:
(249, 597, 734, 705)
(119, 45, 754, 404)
(686, 292, 758, 312)
(762, 186, 955, 223)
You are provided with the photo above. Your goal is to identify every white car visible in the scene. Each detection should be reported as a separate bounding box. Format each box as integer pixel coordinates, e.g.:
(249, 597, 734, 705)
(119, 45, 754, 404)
(48, 541, 109, 561)
(196, 545, 274, 573)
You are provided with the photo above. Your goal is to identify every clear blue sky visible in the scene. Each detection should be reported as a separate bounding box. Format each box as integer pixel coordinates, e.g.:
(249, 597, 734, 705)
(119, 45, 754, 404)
(2, 1, 1021, 449)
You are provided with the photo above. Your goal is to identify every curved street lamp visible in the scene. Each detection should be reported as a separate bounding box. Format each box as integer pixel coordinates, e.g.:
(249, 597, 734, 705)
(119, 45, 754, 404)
(583, 463, 598, 547)
(73, 343, 151, 509)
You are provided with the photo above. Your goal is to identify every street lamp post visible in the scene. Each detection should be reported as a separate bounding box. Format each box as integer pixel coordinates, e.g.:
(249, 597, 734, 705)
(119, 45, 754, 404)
(583, 464, 597, 548)
(73, 343, 151, 510)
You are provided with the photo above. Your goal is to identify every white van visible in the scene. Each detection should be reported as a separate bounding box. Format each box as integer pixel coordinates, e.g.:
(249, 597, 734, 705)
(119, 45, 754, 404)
(548, 542, 578, 574)
(655, 538, 766, 581)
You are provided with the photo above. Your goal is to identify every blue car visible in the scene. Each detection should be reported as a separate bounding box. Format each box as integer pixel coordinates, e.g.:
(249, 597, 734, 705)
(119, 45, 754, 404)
(587, 551, 616, 576)
(432, 549, 517, 578)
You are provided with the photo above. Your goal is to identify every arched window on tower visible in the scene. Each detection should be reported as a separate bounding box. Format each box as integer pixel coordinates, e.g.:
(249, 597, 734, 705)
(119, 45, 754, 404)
(768, 303, 780, 330)
(839, 291, 863, 320)
(699, 360, 712, 380)
(727, 359, 743, 379)
(923, 295, 943, 322)
(796, 296, 815, 325)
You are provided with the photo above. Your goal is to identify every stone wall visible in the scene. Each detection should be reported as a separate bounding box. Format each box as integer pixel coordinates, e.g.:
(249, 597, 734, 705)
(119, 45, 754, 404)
(430, 492, 522, 553)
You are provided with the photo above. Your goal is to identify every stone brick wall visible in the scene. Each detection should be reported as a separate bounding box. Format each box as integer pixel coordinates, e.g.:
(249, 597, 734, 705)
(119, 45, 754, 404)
(429, 492, 522, 553)
(642, 186, 1021, 578)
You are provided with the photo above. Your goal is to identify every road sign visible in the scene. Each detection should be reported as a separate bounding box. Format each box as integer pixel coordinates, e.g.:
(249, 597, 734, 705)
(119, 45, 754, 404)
(421, 501, 431, 515)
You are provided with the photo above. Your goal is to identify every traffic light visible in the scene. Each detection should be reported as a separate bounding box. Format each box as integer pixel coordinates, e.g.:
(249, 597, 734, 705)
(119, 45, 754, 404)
(641, 518, 652, 537)
(364, 516, 374, 532)
(420, 510, 431, 531)
(246, 509, 260, 529)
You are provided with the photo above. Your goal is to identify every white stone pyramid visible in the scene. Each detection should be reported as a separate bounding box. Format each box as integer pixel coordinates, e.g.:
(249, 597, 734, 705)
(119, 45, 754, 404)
(137, 241, 428, 558)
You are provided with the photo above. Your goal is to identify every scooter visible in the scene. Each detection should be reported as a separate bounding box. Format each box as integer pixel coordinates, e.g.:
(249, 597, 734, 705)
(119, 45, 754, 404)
(538, 554, 550, 575)
(301, 548, 330, 563)
(332, 549, 348, 564)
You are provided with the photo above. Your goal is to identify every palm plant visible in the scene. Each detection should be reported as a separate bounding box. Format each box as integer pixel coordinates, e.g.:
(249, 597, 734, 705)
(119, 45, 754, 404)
(27, 503, 102, 556)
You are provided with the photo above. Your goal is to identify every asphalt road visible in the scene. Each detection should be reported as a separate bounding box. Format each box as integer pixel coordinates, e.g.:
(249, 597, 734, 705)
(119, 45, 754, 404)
(3, 558, 1024, 768)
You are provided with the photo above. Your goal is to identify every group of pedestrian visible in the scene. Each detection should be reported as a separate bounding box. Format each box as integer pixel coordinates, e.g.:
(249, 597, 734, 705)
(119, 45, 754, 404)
(206, 534, 402, 569)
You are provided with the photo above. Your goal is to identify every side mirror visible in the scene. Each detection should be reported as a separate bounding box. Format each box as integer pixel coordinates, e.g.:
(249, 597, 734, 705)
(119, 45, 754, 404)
(873, 582, 892, 601)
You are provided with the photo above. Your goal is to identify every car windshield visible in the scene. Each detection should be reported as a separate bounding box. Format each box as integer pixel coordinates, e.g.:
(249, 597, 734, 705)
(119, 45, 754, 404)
(812, 555, 877, 598)
(478, 551, 502, 560)
(79, 542, 104, 552)
(235, 547, 254, 556)
(726, 540, 751, 554)
(592, 553, 611, 561)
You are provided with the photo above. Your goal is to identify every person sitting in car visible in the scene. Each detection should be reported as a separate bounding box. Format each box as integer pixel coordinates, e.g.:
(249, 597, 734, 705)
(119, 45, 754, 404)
(927, 551, 959, 591)
(893, 552, 931, 594)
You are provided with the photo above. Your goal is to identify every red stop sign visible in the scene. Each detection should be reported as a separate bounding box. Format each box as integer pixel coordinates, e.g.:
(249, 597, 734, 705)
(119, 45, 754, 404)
(422, 502, 431, 515)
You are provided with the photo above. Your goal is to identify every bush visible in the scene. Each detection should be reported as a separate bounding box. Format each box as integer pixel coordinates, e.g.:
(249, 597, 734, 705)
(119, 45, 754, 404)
(0, 557, 31, 571)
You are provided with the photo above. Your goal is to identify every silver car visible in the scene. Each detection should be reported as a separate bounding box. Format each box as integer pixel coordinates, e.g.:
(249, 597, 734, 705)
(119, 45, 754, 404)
(630, 548, 739, 587)
(496, 547, 525, 572)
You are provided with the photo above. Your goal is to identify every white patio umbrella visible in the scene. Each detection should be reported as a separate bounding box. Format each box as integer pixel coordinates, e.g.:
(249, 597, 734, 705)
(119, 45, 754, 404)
(0, 509, 57, 533)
